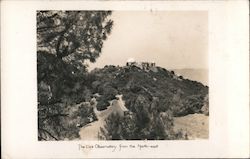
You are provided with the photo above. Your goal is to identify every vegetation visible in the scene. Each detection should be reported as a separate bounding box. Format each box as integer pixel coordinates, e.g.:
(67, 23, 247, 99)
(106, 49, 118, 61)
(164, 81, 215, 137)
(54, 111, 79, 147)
(37, 11, 113, 140)
(37, 11, 113, 62)
(91, 65, 208, 140)
(37, 11, 209, 141)
(90, 65, 208, 115)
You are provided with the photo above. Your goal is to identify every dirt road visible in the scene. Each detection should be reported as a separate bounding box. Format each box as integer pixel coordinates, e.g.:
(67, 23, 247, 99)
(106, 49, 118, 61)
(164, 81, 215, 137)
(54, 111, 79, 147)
(79, 95, 126, 140)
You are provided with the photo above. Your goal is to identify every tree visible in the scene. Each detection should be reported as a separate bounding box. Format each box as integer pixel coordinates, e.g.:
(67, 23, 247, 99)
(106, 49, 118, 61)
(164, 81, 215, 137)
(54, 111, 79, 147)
(37, 11, 113, 140)
(99, 93, 180, 140)
(37, 11, 113, 64)
(98, 112, 137, 140)
(37, 11, 113, 73)
(37, 11, 114, 98)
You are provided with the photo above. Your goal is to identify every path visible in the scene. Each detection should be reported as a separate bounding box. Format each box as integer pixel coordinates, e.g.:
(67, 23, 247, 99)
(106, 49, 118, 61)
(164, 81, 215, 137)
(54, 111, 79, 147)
(79, 94, 126, 140)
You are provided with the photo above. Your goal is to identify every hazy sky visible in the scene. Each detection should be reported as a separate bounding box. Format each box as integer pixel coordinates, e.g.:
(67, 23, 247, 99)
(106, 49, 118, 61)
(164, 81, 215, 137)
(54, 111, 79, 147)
(89, 11, 208, 70)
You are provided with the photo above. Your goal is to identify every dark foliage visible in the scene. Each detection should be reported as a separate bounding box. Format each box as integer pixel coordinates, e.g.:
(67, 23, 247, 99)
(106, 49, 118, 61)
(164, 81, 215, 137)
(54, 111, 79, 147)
(37, 11, 113, 62)
(37, 11, 113, 140)
(94, 66, 208, 140)
(91, 65, 208, 116)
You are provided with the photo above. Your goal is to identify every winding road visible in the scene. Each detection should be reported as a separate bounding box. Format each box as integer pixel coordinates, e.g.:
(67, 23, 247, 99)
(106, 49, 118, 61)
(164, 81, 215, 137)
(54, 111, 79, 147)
(79, 95, 125, 140)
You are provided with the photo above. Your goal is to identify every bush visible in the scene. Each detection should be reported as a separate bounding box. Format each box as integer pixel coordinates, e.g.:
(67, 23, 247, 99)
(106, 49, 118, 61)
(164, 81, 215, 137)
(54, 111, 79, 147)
(99, 94, 183, 140)
(96, 86, 118, 110)
(201, 95, 209, 115)
(38, 101, 98, 141)
(96, 98, 110, 111)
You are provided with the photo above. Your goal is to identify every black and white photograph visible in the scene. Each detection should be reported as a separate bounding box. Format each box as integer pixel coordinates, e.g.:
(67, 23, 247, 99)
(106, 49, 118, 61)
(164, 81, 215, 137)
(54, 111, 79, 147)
(2, 0, 249, 158)
(37, 10, 209, 141)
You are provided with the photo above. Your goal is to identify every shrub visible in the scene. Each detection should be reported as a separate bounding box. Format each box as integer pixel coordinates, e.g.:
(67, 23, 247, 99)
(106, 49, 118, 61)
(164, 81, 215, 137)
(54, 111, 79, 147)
(201, 95, 209, 115)
(99, 94, 183, 140)
(96, 98, 110, 111)
(96, 86, 118, 110)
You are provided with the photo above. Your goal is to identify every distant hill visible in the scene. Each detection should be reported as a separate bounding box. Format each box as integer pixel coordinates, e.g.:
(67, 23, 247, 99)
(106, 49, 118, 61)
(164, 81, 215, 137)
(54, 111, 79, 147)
(173, 68, 208, 86)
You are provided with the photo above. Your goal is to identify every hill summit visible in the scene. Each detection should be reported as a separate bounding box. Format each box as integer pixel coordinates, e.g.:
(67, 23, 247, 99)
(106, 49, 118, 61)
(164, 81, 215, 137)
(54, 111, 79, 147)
(90, 64, 208, 117)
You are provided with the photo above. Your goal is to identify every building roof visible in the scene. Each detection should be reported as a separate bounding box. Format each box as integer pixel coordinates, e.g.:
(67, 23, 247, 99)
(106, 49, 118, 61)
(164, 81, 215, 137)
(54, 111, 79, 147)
(127, 58, 135, 63)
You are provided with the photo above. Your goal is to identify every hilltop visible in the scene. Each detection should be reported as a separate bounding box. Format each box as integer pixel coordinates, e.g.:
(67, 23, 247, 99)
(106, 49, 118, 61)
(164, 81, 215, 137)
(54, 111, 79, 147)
(90, 64, 208, 117)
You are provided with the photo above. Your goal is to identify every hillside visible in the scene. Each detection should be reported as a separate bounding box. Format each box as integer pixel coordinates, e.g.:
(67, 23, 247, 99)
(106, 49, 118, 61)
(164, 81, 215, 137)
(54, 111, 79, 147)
(90, 65, 208, 117)
(85, 65, 209, 140)
(38, 62, 209, 140)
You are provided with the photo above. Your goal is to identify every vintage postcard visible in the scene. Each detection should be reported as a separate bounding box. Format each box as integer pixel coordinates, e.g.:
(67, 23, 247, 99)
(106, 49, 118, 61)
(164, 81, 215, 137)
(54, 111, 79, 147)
(1, 0, 249, 158)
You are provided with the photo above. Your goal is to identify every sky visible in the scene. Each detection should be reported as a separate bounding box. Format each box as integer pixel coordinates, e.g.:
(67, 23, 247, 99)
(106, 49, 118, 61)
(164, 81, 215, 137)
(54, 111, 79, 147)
(89, 11, 208, 70)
